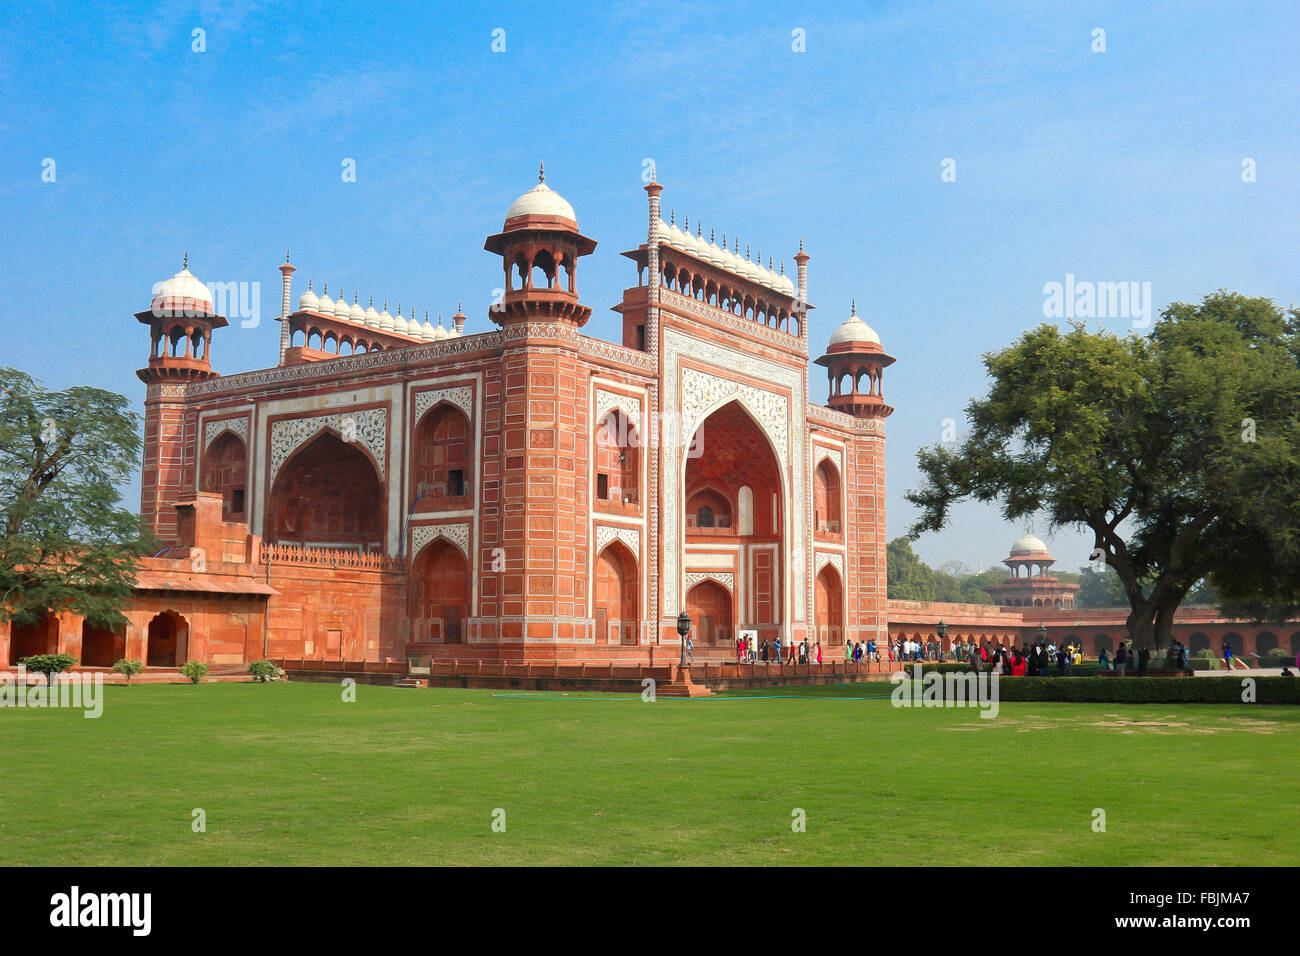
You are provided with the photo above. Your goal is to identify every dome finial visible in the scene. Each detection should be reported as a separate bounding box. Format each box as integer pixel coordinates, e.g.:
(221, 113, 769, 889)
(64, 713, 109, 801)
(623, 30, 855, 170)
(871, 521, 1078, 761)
(457, 299, 463, 313)
(799, 237, 804, 252)
(285, 249, 290, 264)
(182, 249, 189, 270)
(851, 298, 857, 315)
(538, 160, 545, 183)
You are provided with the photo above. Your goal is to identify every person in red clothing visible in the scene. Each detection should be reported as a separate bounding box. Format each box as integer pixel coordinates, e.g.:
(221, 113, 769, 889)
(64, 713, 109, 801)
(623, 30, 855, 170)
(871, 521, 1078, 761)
(1011, 650, 1027, 676)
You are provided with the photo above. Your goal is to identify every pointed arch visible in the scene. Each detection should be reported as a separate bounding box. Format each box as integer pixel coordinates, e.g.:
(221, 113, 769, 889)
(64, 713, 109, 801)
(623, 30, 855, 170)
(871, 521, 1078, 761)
(686, 579, 733, 646)
(266, 430, 385, 551)
(595, 541, 638, 644)
(146, 611, 188, 667)
(410, 539, 470, 643)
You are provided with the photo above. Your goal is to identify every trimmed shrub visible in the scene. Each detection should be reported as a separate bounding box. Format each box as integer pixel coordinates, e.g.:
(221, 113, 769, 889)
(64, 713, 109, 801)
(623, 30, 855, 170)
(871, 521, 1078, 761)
(18, 653, 77, 684)
(248, 658, 284, 682)
(179, 660, 209, 684)
(902, 674, 1300, 704)
(112, 659, 144, 685)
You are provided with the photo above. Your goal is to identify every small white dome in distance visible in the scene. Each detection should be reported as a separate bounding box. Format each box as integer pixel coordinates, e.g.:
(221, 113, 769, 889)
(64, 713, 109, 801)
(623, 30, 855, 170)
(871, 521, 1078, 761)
(393, 305, 409, 334)
(298, 279, 318, 312)
(349, 293, 364, 323)
(316, 283, 334, 314)
(433, 316, 449, 340)
(363, 296, 380, 327)
(379, 300, 394, 331)
(1010, 534, 1049, 556)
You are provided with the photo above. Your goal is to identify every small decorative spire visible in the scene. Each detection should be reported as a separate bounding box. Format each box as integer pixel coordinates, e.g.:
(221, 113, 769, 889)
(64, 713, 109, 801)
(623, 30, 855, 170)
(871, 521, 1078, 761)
(746, 243, 751, 261)
(457, 299, 463, 313)
(425, 309, 431, 323)
(697, 223, 703, 238)
(721, 232, 726, 249)
(538, 160, 545, 183)
(768, 256, 774, 270)
(670, 209, 675, 226)
(851, 298, 857, 315)
(710, 228, 715, 244)
(799, 237, 805, 252)
(307, 279, 313, 290)
(382, 298, 388, 311)
(322, 282, 328, 296)
(396, 301, 402, 316)
(369, 293, 373, 306)
(285, 249, 291, 264)
(182, 250, 189, 269)
(780, 261, 785, 275)
(353, 291, 359, 304)
(437, 312, 444, 327)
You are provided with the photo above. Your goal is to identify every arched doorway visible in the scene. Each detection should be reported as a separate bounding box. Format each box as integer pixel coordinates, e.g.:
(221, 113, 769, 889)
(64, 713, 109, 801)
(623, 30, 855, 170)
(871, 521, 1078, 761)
(411, 539, 470, 643)
(813, 459, 841, 536)
(412, 404, 472, 510)
(267, 431, 384, 551)
(8, 611, 58, 664)
(686, 580, 732, 646)
(594, 543, 637, 644)
(1188, 632, 1211, 654)
(1092, 634, 1113, 655)
(200, 430, 248, 521)
(1223, 631, 1244, 658)
(1255, 632, 1278, 655)
(685, 400, 783, 628)
(81, 622, 125, 667)
(814, 564, 843, 648)
(594, 410, 638, 509)
(146, 612, 188, 667)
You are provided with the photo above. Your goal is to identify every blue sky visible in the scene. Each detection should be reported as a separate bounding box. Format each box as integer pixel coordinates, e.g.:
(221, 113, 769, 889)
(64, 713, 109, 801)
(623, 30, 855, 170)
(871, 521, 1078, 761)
(2, 0, 1296, 573)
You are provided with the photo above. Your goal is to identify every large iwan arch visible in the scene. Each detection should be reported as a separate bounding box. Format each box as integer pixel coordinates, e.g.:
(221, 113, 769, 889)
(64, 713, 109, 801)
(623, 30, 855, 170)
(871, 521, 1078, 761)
(685, 400, 784, 630)
(266, 430, 384, 551)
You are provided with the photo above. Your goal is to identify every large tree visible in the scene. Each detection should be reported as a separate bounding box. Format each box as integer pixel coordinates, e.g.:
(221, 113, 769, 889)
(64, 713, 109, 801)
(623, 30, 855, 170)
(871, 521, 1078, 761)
(906, 292, 1300, 649)
(0, 368, 147, 630)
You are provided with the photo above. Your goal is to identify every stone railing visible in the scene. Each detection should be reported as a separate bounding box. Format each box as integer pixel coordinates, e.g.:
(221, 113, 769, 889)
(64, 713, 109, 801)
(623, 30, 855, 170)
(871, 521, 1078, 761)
(261, 542, 404, 571)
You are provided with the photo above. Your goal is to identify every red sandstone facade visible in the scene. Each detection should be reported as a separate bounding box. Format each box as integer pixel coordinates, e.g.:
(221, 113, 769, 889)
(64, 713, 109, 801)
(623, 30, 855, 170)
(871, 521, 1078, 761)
(2, 171, 1295, 672)
(2, 171, 893, 669)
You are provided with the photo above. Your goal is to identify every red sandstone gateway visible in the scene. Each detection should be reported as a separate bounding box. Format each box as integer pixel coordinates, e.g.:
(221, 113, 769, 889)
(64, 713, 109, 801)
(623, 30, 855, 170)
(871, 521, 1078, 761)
(1, 169, 1291, 672)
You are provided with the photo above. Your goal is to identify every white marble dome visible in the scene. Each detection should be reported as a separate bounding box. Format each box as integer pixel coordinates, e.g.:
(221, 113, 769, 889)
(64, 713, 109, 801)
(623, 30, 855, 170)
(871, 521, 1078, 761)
(505, 176, 576, 224)
(316, 285, 334, 314)
(332, 289, 351, 320)
(297, 280, 318, 312)
(1010, 534, 1050, 556)
(153, 265, 213, 307)
(829, 306, 882, 346)
(348, 294, 365, 323)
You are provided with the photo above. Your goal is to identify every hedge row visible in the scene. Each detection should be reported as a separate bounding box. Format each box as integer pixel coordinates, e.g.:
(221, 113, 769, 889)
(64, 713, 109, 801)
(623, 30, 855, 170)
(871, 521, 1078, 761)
(901, 675, 1300, 704)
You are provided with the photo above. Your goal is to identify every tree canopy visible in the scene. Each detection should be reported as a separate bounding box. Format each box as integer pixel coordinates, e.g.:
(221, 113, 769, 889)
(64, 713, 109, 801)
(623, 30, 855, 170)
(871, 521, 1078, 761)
(906, 292, 1300, 648)
(0, 368, 148, 628)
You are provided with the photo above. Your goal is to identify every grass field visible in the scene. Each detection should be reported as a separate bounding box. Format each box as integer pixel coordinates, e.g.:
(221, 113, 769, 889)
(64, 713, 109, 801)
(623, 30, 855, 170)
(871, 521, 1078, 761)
(2, 681, 1296, 866)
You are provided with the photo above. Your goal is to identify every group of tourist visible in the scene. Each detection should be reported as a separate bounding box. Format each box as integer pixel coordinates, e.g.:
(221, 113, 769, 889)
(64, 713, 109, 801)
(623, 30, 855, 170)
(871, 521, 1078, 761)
(707, 632, 1295, 675)
(734, 634, 825, 665)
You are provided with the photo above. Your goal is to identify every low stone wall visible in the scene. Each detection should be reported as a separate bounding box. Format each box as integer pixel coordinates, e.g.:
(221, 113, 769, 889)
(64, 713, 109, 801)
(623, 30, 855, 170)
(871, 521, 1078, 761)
(277, 657, 897, 693)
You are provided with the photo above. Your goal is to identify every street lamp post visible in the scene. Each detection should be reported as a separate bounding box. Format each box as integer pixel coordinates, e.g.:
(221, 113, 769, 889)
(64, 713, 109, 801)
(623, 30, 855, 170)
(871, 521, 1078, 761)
(676, 611, 692, 668)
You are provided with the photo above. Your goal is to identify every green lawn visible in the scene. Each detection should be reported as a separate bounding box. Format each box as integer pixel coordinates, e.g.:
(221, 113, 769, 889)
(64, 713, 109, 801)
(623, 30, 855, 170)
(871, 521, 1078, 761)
(2, 681, 1296, 866)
